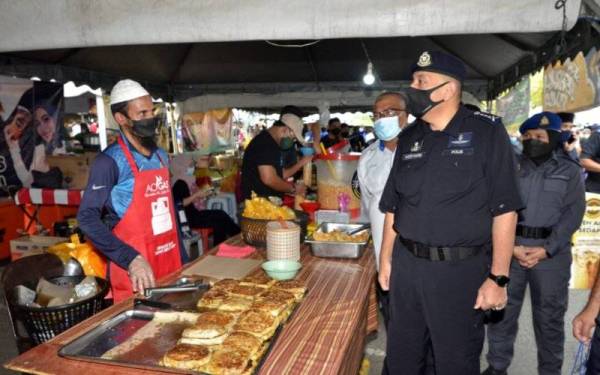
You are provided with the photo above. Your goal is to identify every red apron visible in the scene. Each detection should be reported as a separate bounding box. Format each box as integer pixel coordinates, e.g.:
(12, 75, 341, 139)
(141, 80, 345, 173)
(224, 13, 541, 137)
(109, 136, 182, 303)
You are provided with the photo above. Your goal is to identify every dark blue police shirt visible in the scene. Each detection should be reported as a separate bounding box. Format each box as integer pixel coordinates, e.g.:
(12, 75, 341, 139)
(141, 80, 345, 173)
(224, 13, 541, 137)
(379, 105, 523, 247)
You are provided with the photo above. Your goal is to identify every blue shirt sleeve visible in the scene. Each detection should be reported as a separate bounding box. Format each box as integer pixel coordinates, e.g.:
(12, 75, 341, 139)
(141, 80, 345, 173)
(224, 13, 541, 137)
(77, 153, 140, 270)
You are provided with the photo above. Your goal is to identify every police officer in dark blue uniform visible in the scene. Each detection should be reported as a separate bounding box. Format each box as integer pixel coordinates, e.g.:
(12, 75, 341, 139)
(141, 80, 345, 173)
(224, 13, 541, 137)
(580, 127, 600, 193)
(484, 112, 585, 375)
(378, 51, 523, 375)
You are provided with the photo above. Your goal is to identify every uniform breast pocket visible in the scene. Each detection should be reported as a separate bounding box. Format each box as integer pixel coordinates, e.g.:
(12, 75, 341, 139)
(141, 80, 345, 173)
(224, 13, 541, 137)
(431, 157, 473, 197)
(541, 176, 568, 208)
(396, 159, 426, 204)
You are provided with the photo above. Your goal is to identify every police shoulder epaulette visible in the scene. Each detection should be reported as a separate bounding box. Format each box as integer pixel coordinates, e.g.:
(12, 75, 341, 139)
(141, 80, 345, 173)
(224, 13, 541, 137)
(557, 152, 581, 167)
(472, 111, 501, 125)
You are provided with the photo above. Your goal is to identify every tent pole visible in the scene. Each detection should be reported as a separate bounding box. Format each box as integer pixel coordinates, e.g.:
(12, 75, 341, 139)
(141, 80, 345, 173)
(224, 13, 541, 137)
(96, 90, 108, 151)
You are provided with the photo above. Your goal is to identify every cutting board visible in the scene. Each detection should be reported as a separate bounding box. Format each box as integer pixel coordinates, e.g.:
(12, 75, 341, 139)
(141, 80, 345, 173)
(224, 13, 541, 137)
(182, 255, 262, 280)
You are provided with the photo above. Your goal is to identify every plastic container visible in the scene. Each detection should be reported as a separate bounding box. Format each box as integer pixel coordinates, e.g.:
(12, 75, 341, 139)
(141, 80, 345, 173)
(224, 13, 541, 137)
(266, 221, 300, 261)
(314, 153, 361, 218)
(261, 260, 302, 280)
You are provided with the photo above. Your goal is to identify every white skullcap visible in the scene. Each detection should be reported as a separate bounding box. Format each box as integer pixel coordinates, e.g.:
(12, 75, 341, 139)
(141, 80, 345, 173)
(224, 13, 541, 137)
(109, 79, 150, 105)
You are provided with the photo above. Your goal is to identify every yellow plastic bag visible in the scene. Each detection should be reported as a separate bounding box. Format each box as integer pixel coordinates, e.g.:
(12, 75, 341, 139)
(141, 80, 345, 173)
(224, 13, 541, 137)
(48, 234, 107, 278)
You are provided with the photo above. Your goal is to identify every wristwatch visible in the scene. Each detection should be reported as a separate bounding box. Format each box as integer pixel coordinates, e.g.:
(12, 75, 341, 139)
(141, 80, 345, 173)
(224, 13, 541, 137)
(488, 273, 510, 287)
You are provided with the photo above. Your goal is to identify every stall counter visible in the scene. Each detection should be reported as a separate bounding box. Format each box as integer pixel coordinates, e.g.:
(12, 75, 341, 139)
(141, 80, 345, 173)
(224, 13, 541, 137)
(5, 234, 378, 375)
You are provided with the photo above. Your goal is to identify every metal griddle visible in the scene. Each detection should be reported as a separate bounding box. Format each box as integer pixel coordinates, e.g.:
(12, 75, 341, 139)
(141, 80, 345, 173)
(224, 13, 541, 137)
(58, 280, 302, 375)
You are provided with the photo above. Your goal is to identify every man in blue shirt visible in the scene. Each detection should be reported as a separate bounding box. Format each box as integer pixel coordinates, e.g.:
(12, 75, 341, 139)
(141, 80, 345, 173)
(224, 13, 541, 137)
(77, 79, 182, 301)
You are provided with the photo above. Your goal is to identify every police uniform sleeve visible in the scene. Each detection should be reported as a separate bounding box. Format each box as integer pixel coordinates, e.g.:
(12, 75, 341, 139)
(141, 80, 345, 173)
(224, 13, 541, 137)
(544, 167, 586, 257)
(581, 131, 600, 160)
(77, 154, 140, 269)
(378, 150, 401, 213)
(486, 121, 523, 216)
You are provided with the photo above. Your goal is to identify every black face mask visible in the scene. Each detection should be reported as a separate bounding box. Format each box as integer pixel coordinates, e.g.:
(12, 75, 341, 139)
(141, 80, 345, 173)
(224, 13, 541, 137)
(330, 128, 341, 137)
(522, 139, 554, 163)
(404, 81, 449, 118)
(127, 116, 159, 150)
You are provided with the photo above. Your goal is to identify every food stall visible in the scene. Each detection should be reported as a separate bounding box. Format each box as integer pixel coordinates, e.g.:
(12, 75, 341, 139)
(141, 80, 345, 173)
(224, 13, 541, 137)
(5, 234, 378, 374)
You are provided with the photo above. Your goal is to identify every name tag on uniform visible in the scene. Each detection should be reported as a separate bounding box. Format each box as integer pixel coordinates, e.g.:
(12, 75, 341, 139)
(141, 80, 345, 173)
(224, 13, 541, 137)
(402, 152, 425, 161)
(442, 148, 474, 156)
(448, 132, 473, 148)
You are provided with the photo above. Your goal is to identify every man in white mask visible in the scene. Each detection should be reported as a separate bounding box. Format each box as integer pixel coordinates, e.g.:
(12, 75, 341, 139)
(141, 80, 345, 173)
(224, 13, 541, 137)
(357, 92, 409, 325)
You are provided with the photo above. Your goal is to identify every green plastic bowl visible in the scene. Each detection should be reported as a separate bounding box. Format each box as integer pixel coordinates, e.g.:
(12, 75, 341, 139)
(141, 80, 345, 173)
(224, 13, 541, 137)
(261, 260, 302, 280)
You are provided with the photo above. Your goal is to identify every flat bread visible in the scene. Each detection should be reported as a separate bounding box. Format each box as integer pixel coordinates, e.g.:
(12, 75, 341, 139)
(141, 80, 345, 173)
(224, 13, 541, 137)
(161, 343, 211, 370)
(207, 348, 252, 375)
(229, 284, 265, 300)
(197, 288, 229, 310)
(259, 288, 295, 306)
(211, 278, 240, 292)
(218, 296, 253, 312)
(250, 297, 289, 318)
(240, 271, 275, 288)
(152, 311, 201, 325)
(221, 331, 263, 360)
(272, 279, 306, 301)
(178, 335, 227, 346)
(233, 309, 279, 341)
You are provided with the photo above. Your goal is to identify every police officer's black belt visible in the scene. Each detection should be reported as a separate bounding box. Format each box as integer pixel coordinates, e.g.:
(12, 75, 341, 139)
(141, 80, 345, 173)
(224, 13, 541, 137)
(516, 225, 552, 239)
(399, 236, 483, 261)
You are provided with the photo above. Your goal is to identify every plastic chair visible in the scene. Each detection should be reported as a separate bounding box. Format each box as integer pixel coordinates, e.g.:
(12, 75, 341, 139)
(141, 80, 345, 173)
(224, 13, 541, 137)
(1, 253, 64, 353)
(193, 227, 214, 253)
(206, 193, 238, 224)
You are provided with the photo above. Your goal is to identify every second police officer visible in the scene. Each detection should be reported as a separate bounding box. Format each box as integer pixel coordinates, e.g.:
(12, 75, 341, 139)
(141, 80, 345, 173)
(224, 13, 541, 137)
(378, 51, 523, 374)
(484, 112, 585, 375)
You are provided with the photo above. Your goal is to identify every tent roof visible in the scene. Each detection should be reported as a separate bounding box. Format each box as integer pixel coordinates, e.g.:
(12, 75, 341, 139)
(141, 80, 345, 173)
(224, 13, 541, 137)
(0, 0, 596, 104)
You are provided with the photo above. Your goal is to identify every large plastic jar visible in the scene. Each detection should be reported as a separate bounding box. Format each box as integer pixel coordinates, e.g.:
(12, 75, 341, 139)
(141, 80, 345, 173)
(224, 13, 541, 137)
(314, 153, 361, 218)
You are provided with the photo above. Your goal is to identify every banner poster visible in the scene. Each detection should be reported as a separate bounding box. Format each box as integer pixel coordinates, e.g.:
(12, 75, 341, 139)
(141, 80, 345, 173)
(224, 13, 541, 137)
(0, 77, 65, 193)
(495, 77, 530, 132)
(570, 192, 600, 289)
(181, 108, 233, 154)
(587, 47, 600, 108)
(543, 51, 597, 113)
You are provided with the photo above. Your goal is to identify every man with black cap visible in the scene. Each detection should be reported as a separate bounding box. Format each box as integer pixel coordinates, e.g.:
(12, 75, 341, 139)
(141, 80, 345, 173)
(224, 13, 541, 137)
(78, 79, 182, 303)
(484, 112, 585, 375)
(241, 105, 312, 200)
(378, 50, 522, 374)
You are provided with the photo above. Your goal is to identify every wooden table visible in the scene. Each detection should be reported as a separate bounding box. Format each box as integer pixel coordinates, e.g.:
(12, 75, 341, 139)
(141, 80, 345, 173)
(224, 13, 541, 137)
(5, 235, 379, 375)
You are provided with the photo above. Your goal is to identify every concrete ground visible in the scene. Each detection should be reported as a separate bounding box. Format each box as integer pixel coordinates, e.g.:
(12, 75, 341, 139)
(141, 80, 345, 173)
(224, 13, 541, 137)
(365, 288, 590, 375)
(0, 271, 590, 375)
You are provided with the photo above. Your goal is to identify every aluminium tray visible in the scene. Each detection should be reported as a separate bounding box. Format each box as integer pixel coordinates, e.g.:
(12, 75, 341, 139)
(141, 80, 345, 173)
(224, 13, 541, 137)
(305, 222, 371, 259)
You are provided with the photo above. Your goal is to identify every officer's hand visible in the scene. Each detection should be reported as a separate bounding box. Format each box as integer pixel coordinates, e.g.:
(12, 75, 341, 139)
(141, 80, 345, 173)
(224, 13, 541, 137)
(379, 258, 392, 291)
(474, 278, 507, 311)
(522, 247, 547, 269)
(513, 246, 529, 262)
(573, 306, 598, 344)
(128, 255, 156, 294)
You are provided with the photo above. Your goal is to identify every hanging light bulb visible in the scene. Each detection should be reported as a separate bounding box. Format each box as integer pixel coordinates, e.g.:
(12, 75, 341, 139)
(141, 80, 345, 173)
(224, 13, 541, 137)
(363, 62, 375, 85)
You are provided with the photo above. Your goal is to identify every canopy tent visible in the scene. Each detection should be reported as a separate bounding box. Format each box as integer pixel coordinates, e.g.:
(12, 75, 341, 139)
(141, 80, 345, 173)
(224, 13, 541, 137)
(0, 0, 596, 108)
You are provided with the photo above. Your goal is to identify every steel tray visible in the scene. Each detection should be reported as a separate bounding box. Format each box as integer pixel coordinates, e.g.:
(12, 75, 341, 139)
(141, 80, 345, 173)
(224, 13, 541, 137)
(305, 222, 371, 259)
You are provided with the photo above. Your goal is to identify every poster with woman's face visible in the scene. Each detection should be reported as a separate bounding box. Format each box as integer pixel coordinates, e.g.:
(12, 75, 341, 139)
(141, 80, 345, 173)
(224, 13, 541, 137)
(0, 77, 64, 192)
(181, 109, 234, 154)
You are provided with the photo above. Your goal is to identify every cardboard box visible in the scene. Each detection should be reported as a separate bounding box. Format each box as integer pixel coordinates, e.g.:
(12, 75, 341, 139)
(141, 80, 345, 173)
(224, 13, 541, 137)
(10, 235, 68, 261)
(47, 152, 97, 190)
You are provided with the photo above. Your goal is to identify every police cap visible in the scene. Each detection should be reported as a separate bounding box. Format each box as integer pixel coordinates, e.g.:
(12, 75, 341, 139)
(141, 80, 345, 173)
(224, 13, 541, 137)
(411, 51, 467, 82)
(519, 112, 562, 134)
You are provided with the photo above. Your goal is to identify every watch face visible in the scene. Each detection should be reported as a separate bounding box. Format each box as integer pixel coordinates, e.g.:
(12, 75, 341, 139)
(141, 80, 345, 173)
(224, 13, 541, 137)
(495, 276, 510, 287)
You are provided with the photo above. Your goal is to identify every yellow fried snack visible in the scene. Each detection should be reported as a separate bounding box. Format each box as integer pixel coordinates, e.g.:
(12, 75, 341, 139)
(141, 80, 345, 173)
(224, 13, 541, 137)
(312, 229, 369, 243)
(242, 192, 295, 220)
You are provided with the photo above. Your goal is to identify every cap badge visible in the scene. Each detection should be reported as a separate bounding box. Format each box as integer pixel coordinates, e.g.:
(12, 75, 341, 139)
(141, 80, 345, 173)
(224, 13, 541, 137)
(417, 51, 432, 67)
(540, 116, 549, 127)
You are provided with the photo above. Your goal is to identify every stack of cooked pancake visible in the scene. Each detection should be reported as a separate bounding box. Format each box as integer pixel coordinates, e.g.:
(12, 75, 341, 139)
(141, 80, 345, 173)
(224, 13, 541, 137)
(161, 270, 307, 374)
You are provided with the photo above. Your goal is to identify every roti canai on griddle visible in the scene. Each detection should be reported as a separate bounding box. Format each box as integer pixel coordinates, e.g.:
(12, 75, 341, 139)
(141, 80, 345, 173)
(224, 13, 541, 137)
(233, 309, 279, 341)
(161, 343, 211, 370)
